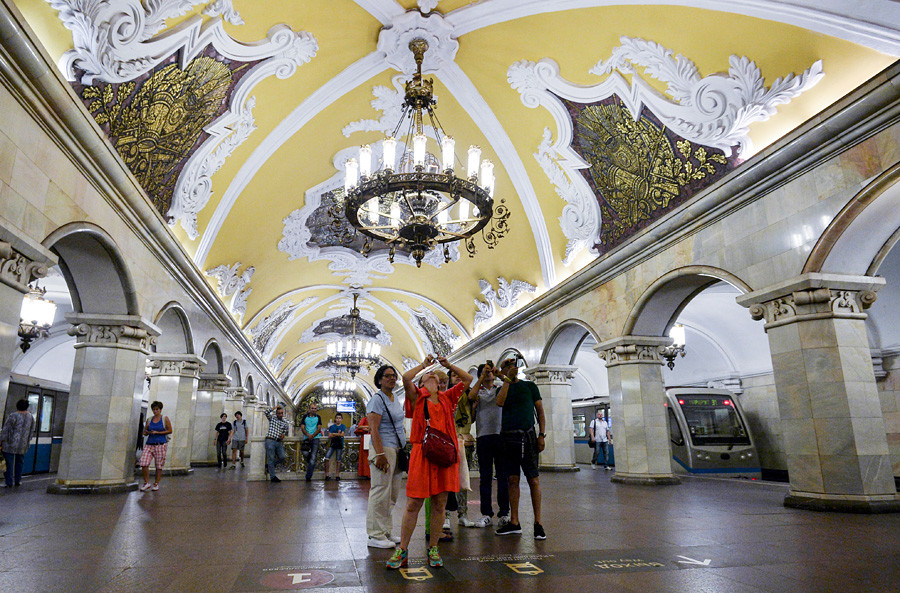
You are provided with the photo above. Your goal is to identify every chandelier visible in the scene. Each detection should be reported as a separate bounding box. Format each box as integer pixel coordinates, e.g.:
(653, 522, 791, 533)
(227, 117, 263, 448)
(338, 38, 510, 267)
(321, 378, 358, 406)
(18, 283, 57, 353)
(323, 293, 382, 378)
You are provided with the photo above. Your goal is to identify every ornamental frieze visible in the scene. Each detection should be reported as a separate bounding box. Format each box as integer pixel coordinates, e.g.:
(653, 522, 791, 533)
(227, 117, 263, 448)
(524, 365, 576, 385)
(747, 287, 878, 327)
(199, 373, 231, 392)
(149, 356, 203, 378)
(0, 242, 49, 292)
(594, 336, 672, 367)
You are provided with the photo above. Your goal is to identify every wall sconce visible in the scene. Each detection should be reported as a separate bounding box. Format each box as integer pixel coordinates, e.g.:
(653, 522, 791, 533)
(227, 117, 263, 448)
(18, 283, 57, 353)
(662, 323, 686, 370)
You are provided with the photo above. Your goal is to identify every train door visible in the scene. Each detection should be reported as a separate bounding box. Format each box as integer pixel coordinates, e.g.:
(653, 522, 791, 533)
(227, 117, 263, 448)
(21, 391, 54, 473)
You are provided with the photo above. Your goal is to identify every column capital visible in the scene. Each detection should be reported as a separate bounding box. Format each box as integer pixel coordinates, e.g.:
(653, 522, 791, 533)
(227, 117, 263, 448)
(594, 335, 672, 367)
(736, 273, 884, 329)
(198, 373, 231, 392)
(524, 364, 577, 385)
(225, 386, 248, 401)
(66, 313, 160, 353)
(0, 222, 57, 293)
(148, 353, 206, 378)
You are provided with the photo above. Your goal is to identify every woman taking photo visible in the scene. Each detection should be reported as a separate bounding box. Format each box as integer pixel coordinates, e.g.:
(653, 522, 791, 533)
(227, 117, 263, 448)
(386, 355, 472, 569)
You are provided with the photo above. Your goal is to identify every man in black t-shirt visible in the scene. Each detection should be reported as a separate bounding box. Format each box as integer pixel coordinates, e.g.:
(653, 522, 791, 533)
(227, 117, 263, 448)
(214, 413, 233, 469)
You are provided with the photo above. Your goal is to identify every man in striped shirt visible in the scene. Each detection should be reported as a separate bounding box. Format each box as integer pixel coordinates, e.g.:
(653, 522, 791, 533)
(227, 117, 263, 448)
(264, 405, 291, 482)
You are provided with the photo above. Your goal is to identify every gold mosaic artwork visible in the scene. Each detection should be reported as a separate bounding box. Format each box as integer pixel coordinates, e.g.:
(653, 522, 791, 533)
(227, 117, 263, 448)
(83, 57, 235, 214)
(577, 102, 727, 247)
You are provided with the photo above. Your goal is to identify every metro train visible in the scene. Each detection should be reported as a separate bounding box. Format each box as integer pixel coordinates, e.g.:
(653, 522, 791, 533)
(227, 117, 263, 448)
(665, 387, 761, 479)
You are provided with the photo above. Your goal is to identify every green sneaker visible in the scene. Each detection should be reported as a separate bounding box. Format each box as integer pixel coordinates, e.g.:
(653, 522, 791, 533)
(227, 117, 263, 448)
(427, 546, 443, 568)
(385, 547, 408, 569)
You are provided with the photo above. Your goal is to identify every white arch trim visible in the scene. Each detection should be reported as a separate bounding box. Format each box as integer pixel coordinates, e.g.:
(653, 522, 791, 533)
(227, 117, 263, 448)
(446, 0, 900, 56)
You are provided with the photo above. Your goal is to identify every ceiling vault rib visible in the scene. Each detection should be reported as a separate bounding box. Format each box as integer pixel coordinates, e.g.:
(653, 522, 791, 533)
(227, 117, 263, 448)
(437, 62, 555, 287)
(446, 0, 900, 55)
(353, 0, 406, 25)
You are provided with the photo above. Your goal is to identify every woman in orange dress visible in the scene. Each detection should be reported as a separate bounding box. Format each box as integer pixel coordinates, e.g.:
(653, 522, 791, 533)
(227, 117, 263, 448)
(385, 355, 472, 570)
(354, 416, 370, 478)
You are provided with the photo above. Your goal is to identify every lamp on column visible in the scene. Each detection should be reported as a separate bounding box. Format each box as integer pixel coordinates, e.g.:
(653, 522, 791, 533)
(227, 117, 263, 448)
(18, 283, 57, 353)
(661, 323, 686, 370)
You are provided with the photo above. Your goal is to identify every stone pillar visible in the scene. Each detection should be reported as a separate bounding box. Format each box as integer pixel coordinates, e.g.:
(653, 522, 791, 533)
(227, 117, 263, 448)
(49, 314, 160, 494)
(147, 354, 205, 475)
(193, 373, 229, 466)
(524, 365, 578, 471)
(738, 273, 900, 512)
(248, 398, 269, 481)
(224, 386, 247, 420)
(0, 230, 55, 413)
(595, 336, 680, 486)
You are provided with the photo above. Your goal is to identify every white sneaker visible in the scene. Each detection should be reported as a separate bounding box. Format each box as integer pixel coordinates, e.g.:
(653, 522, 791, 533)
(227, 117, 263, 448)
(475, 515, 492, 528)
(367, 537, 396, 549)
(388, 535, 401, 544)
(498, 515, 510, 528)
(591, 462, 597, 470)
(139, 482, 151, 491)
(443, 511, 451, 530)
(458, 516, 475, 527)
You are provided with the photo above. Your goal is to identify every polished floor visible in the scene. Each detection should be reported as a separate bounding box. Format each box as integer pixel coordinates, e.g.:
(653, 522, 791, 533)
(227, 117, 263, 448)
(0, 467, 898, 593)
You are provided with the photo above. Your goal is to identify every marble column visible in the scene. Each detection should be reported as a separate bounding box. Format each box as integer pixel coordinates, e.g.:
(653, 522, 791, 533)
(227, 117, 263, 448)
(524, 364, 578, 471)
(595, 336, 680, 486)
(224, 386, 247, 420)
(49, 314, 160, 494)
(0, 229, 55, 413)
(738, 273, 900, 512)
(193, 373, 229, 466)
(147, 354, 205, 475)
(248, 398, 269, 481)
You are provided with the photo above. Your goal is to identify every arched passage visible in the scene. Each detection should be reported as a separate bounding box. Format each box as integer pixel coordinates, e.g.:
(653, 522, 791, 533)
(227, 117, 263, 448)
(200, 340, 224, 375)
(154, 303, 194, 354)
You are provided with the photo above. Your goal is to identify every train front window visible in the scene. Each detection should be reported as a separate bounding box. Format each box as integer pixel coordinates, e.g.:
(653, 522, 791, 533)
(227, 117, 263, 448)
(678, 396, 750, 446)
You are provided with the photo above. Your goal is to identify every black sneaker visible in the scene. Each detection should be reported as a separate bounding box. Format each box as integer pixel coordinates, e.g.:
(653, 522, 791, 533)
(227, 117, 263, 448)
(534, 523, 546, 540)
(495, 522, 522, 536)
(270, 476, 281, 483)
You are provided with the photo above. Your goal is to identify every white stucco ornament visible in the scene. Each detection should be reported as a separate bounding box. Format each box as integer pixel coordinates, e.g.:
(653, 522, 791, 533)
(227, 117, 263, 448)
(474, 277, 536, 330)
(508, 36, 824, 262)
(205, 261, 254, 321)
(377, 9, 458, 75)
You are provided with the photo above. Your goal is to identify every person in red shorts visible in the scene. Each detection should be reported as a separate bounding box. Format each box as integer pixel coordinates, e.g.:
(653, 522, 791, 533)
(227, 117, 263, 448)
(385, 355, 472, 570)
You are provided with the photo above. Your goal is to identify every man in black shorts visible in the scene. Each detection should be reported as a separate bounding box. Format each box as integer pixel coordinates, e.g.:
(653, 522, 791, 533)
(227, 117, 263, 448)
(495, 356, 547, 540)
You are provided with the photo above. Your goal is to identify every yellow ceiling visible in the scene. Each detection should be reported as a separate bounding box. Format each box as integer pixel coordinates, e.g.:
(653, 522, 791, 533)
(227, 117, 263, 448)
(13, 0, 897, 400)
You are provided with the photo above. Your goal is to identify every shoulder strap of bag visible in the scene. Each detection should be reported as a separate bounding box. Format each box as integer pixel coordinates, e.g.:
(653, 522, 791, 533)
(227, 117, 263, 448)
(378, 392, 402, 439)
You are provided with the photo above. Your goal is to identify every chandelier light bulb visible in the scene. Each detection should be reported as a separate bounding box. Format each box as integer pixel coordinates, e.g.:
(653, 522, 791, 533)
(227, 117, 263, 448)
(437, 207, 448, 225)
(413, 134, 427, 167)
(344, 158, 359, 192)
(480, 160, 494, 194)
(459, 199, 469, 221)
(20, 292, 56, 327)
(359, 145, 372, 178)
(366, 198, 379, 225)
(390, 201, 401, 228)
(382, 137, 397, 171)
(441, 136, 455, 171)
(327, 343, 335, 356)
(374, 343, 381, 357)
(467, 146, 481, 179)
(364, 341, 372, 356)
(669, 323, 686, 348)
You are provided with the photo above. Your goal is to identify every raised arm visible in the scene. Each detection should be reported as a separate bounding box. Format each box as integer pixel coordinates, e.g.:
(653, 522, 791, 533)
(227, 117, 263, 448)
(402, 354, 434, 407)
(438, 357, 473, 387)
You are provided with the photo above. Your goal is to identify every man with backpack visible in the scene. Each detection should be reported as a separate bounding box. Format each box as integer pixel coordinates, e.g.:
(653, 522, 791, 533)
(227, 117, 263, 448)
(229, 411, 248, 469)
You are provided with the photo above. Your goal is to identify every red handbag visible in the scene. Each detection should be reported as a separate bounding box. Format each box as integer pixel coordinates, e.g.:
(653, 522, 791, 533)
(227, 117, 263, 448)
(422, 399, 457, 467)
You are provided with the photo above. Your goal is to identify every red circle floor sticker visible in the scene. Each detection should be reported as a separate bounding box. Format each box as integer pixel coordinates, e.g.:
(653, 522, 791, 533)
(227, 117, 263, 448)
(259, 568, 335, 590)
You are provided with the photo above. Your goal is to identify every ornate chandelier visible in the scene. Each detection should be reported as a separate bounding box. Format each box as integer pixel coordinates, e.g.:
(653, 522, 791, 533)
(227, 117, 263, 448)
(324, 293, 382, 378)
(338, 38, 510, 267)
(321, 378, 358, 406)
(18, 283, 56, 353)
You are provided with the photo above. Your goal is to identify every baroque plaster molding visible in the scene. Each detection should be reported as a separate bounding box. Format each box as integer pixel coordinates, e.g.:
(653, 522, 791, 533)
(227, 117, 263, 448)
(66, 314, 160, 353)
(508, 36, 823, 261)
(149, 356, 203, 378)
(474, 277, 537, 330)
(402, 356, 418, 372)
(0, 242, 50, 293)
(393, 299, 459, 357)
(268, 352, 286, 373)
(205, 262, 254, 321)
(376, 9, 458, 75)
(47, 0, 318, 238)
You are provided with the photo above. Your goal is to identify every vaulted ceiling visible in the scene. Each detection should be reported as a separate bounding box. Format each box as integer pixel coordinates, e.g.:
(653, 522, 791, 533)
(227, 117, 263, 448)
(15, 0, 900, 403)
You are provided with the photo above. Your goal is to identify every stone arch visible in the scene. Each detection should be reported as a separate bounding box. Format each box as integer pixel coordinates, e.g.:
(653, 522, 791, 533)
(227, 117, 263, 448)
(227, 360, 242, 387)
(623, 266, 753, 337)
(246, 375, 255, 396)
(542, 319, 602, 365)
(153, 302, 194, 354)
(497, 347, 528, 367)
(42, 222, 139, 316)
(200, 340, 224, 374)
(804, 161, 900, 275)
